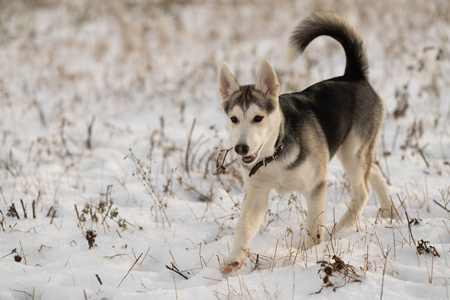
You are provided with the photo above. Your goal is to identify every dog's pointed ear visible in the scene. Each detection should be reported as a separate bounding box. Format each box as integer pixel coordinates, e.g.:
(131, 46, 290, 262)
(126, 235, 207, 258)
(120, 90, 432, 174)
(218, 63, 240, 101)
(255, 59, 280, 99)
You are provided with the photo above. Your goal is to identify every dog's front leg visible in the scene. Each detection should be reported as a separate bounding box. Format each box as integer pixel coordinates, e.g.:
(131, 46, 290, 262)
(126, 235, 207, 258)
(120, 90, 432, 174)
(221, 186, 270, 274)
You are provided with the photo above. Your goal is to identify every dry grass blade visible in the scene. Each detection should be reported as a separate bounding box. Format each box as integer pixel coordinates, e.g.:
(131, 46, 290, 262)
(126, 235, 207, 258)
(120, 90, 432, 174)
(85, 117, 95, 149)
(19, 240, 27, 265)
(117, 252, 143, 288)
(0, 248, 18, 260)
(405, 211, 417, 247)
(380, 248, 391, 300)
(433, 199, 450, 213)
(185, 118, 196, 176)
(19, 199, 27, 219)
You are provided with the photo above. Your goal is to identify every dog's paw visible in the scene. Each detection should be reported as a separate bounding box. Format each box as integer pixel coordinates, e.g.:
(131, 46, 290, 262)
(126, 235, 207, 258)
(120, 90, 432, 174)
(304, 233, 321, 249)
(220, 258, 245, 274)
(379, 207, 397, 219)
(335, 212, 358, 233)
(220, 248, 248, 275)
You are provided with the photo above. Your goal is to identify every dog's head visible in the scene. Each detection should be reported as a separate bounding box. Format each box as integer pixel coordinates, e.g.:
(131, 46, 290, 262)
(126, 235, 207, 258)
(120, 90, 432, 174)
(218, 59, 281, 165)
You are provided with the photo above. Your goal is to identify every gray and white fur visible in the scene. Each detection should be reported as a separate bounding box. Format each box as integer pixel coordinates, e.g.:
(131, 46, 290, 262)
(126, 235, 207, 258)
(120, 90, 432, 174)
(218, 12, 394, 274)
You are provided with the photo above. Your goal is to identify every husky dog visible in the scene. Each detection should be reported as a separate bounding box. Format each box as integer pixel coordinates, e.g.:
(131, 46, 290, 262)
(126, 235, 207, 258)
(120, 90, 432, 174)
(218, 12, 394, 274)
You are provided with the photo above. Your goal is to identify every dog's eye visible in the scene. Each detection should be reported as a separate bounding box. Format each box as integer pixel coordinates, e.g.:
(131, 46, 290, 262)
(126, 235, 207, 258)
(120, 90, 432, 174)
(230, 116, 238, 123)
(253, 115, 264, 123)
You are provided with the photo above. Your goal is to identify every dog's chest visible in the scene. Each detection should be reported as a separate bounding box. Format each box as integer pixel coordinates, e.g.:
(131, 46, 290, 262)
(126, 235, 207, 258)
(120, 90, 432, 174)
(246, 159, 317, 194)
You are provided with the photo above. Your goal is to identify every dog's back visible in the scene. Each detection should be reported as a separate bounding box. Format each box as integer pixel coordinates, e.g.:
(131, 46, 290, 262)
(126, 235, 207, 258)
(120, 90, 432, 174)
(283, 12, 385, 161)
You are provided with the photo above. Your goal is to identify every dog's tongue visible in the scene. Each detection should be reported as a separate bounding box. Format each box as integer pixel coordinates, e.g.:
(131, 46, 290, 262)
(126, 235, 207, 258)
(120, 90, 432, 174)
(242, 152, 257, 164)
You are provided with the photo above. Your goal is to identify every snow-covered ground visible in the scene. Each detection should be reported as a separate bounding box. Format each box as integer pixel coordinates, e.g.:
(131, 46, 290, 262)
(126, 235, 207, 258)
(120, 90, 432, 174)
(0, 0, 449, 299)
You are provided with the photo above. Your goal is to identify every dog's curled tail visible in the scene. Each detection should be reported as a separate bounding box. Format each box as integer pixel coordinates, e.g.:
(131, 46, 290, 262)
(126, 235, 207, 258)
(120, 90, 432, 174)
(286, 12, 368, 80)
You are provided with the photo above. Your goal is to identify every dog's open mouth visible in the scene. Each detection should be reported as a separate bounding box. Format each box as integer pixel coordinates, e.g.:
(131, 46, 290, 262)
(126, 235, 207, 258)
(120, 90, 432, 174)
(241, 146, 261, 165)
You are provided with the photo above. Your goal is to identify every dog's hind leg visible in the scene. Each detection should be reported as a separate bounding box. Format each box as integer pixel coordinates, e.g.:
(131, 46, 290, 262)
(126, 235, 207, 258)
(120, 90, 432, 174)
(369, 163, 395, 218)
(335, 133, 372, 231)
(304, 179, 327, 248)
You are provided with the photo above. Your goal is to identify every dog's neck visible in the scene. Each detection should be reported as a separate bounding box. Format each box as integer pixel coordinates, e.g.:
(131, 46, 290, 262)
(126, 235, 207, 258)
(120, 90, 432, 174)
(248, 137, 284, 177)
(248, 112, 285, 177)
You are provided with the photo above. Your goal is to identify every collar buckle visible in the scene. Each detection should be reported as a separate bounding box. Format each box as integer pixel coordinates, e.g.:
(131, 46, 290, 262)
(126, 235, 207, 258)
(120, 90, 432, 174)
(249, 143, 284, 177)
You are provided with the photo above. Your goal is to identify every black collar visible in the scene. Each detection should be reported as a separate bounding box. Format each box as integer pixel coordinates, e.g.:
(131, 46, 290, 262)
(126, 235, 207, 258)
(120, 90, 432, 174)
(248, 142, 284, 177)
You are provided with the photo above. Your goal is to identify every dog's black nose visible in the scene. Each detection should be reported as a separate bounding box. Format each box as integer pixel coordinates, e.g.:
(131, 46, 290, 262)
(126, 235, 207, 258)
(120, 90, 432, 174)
(234, 144, 249, 156)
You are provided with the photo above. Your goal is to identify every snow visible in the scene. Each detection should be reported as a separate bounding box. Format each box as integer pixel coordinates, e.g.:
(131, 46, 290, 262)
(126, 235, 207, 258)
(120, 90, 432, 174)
(0, 0, 449, 299)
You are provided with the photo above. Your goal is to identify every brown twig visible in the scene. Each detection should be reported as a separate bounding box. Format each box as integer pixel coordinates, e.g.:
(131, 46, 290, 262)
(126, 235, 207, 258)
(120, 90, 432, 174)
(86, 117, 95, 149)
(166, 262, 189, 280)
(433, 199, 450, 213)
(50, 209, 56, 224)
(0, 248, 17, 260)
(101, 199, 114, 226)
(118, 252, 143, 287)
(7, 203, 20, 219)
(20, 199, 27, 219)
(417, 147, 429, 168)
(32, 200, 36, 219)
(0, 211, 5, 231)
(405, 211, 417, 247)
(213, 147, 233, 175)
(74, 204, 81, 228)
(46, 206, 54, 218)
(95, 274, 103, 285)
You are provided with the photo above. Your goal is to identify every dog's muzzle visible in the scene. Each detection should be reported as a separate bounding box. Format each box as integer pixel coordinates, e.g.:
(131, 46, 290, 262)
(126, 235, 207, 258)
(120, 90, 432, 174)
(235, 144, 261, 165)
